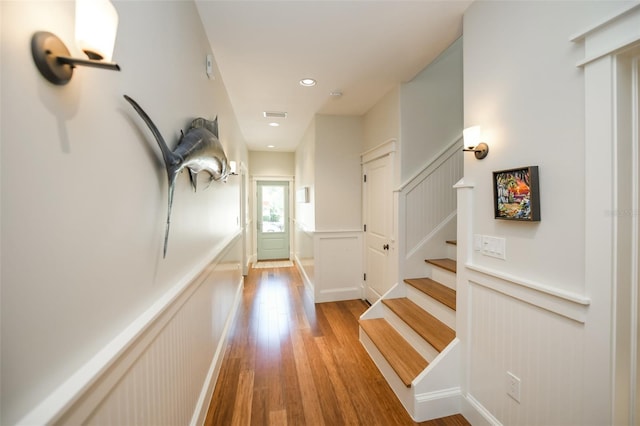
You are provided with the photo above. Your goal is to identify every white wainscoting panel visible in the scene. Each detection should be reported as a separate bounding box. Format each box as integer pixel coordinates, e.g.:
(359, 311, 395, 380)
(45, 235, 244, 426)
(293, 220, 315, 298)
(468, 282, 585, 425)
(404, 146, 462, 256)
(398, 140, 462, 281)
(314, 231, 363, 303)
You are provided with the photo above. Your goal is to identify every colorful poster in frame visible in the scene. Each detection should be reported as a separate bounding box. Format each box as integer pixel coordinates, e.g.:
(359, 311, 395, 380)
(493, 166, 540, 221)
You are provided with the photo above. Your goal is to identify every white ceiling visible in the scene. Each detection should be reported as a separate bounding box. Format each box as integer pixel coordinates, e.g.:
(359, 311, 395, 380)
(195, 1, 472, 152)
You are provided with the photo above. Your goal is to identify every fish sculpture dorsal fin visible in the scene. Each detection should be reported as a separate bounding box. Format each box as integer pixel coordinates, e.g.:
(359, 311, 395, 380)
(190, 117, 218, 138)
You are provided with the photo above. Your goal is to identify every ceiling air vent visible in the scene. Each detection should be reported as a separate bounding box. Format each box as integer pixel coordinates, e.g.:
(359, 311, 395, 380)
(263, 111, 287, 119)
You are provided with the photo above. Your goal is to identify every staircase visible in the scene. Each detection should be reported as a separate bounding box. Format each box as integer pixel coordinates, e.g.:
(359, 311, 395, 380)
(359, 240, 460, 422)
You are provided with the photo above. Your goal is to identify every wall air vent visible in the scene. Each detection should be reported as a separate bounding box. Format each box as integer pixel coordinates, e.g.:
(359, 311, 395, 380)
(263, 111, 288, 119)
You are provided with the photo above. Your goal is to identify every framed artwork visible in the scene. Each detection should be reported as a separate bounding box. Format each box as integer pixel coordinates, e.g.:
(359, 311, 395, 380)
(493, 166, 540, 221)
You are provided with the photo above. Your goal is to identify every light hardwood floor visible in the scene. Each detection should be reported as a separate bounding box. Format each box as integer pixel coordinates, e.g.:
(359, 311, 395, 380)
(205, 265, 469, 426)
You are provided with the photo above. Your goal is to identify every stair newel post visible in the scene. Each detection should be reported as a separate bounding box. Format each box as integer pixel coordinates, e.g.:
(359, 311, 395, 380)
(453, 178, 474, 412)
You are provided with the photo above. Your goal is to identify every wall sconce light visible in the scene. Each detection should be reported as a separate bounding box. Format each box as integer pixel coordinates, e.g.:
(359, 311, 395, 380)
(228, 161, 238, 176)
(462, 125, 489, 160)
(31, 0, 120, 85)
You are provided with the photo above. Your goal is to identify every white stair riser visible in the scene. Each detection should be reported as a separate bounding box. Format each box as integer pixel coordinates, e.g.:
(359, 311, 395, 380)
(430, 267, 456, 290)
(406, 286, 456, 331)
(382, 304, 441, 363)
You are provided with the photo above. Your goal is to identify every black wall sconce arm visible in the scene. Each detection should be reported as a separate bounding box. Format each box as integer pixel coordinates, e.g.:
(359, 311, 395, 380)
(31, 31, 120, 86)
(463, 142, 489, 160)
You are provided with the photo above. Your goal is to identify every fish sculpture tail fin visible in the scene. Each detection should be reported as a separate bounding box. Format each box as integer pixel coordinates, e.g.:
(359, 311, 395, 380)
(124, 94, 179, 258)
(163, 182, 175, 258)
(124, 95, 178, 169)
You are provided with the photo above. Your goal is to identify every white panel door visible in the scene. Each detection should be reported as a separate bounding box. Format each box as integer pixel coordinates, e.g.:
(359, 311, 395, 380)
(363, 154, 393, 303)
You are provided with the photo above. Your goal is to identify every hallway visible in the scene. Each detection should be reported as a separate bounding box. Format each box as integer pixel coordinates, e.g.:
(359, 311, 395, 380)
(205, 265, 469, 425)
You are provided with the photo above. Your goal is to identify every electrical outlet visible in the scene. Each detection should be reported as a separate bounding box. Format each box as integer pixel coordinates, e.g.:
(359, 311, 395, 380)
(507, 371, 521, 402)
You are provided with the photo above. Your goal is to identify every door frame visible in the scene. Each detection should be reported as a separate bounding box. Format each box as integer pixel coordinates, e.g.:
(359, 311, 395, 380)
(612, 45, 640, 426)
(251, 175, 294, 264)
(574, 5, 640, 423)
(361, 139, 397, 302)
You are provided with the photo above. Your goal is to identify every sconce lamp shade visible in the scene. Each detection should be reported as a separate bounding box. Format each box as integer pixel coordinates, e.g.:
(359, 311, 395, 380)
(76, 0, 119, 61)
(462, 125, 489, 159)
(463, 125, 481, 149)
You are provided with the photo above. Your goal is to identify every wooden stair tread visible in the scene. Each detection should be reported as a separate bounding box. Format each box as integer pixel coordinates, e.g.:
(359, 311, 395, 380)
(359, 318, 428, 387)
(382, 298, 455, 352)
(446, 240, 457, 246)
(404, 277, 456, 311)
(425, 258, 457, 274)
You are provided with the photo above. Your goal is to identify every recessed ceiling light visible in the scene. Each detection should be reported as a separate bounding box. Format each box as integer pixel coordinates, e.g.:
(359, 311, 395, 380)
(299, 78, 316, 87)
(267, 145, 275, 148)
(269, 122, 280, 127)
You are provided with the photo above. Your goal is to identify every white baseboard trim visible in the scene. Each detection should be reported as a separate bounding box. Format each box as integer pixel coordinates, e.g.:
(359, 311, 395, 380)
(461, 393, 502, 426)
(414, 388, 462, 422)
(316, 287, 362, 303)
(294, 254, 315, 301)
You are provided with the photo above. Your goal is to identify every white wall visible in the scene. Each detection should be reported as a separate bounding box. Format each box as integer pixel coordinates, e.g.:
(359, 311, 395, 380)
(464, 1, 597, 291)
(315, 114, 363, 231)
(400, 37, 462, 184)
(461, 2, 634, 424)
(363, 86, 400, 155)
(295, 119, 316, 230)
(293, 120, 316, 296)
(293, 115, 364, 302)
(249, 151, 295, 177)
(0, 1, 247, 424)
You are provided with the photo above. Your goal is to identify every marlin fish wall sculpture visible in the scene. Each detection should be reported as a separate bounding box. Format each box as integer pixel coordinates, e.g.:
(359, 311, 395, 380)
(124, 95, 229, 257)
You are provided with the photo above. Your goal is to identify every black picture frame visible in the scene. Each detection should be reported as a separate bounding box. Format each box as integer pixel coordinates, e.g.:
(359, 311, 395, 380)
(492, 166, 540, 221)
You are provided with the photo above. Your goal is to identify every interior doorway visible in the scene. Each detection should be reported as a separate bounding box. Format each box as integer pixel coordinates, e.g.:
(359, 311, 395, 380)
(362, 141, 396, 303)
(256, 181, 290, 261)
(613, 44, 640, 426)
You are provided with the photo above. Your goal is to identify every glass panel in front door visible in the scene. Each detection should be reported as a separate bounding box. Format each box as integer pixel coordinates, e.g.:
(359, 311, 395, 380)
(261, 185, 285, 232)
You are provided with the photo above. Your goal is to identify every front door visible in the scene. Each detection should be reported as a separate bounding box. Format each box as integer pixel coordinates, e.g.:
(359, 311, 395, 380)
(363, 154, 393, 302)
(257, 181, 290, 260)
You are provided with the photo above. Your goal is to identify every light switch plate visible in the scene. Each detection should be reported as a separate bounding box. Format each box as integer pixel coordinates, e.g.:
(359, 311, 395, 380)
(481, 235, 506, 260)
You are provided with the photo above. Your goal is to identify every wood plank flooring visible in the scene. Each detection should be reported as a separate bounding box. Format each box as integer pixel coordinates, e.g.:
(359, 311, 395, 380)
(205, 265, 470, 426)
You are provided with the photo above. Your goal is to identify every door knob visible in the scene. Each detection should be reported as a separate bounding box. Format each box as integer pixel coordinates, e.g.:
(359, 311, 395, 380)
(383, 244, 389, 250)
